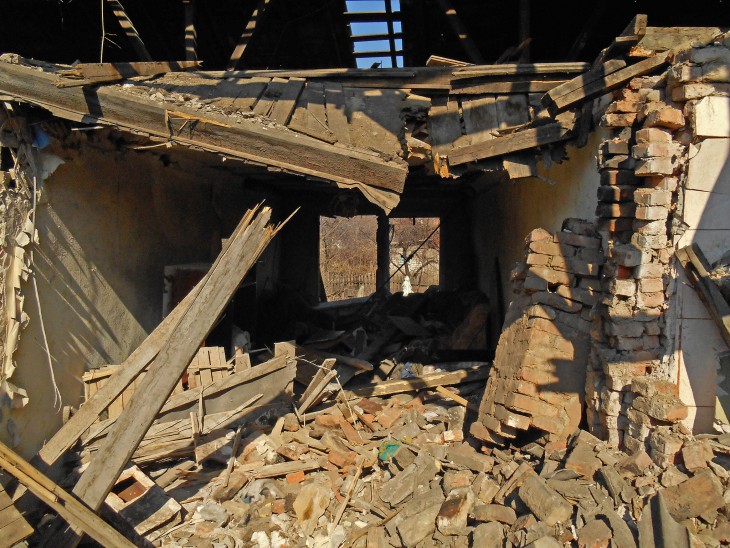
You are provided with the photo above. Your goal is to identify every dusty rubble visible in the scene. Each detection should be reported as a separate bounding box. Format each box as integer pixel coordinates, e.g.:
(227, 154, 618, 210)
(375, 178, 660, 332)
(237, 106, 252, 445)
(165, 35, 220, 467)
(79, 386, 730, 548)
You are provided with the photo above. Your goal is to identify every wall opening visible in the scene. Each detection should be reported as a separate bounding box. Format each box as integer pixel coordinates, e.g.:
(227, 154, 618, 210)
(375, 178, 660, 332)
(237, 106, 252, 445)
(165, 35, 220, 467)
(319, 215, 377, 301)
(389, 217, 440, 295)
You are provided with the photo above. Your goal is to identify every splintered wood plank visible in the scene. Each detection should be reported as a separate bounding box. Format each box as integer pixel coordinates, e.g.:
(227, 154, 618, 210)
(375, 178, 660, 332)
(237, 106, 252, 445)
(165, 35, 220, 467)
(288, 82, 335, 142)
(461, 95, 498, 143)
(428, 95, 462, 152)
(344, 366, 490, 398)
(542, 59, 626, 106)
(67, 208, 281, 524)
(214, 77, 270, 112)
(324, 83, 351, 145)
(270, 78, 305, 126)
(252, 78, 289, 118)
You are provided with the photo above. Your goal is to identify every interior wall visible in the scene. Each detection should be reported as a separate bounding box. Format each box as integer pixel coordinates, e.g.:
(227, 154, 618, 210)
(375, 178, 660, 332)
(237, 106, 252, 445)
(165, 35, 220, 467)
(4, 143, 261, 457)
(471, 129, 609, 325)
(672, 135, 730, 432)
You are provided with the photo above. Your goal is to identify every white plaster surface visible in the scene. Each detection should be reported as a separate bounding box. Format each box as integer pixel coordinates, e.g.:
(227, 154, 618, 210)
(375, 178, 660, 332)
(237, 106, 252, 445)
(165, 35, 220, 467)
(693, 97, 730, 138)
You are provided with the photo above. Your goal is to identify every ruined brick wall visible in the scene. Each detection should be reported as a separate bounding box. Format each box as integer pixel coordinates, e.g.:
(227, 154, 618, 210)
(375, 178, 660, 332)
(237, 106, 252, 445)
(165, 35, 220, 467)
(474, 35, 730, 456)
(471, 222, 601, 449)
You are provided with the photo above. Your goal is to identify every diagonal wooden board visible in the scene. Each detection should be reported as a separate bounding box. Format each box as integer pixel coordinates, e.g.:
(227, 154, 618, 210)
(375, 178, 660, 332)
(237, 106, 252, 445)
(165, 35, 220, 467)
(51, 206, 285, 546)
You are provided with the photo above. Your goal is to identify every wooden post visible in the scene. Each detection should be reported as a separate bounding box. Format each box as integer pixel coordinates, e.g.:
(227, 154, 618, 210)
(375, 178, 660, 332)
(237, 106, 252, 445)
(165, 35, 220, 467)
(376, 214, 391, 294)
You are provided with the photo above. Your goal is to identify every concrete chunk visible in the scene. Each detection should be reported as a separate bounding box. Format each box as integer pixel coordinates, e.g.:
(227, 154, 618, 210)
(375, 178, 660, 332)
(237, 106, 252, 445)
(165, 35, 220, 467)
(518, 475, 573, 526)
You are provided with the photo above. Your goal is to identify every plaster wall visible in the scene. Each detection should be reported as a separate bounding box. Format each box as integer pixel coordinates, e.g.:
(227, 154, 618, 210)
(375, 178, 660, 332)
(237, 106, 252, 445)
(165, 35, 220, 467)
(471, 128, 609, 321)
(673, 136, 730, 433)
(3, 144, 258, 457)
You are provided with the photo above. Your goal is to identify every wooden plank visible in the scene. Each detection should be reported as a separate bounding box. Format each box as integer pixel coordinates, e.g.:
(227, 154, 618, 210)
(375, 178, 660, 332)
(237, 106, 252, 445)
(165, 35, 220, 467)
(453, 80, 565, 95)
(104, 0, 153, 62)
(159, 356, 288, 415)
(227, 0, 271, 71)
(69, 207, 282, 520)
(345, 366, 490, 398)
(287, 82, 335, 143)
(0, 63, 408, 194)
(542, 59, 627, 105)
(495, 94, 536, 178)
(56, 61, 201, 86)
(324, 83, 351, 145)
(270, 78, 306, 126)
(252, 77, 289, 118)
(543, 55, 668, 114)
(0, 441, 134, 547)
(448, 122, 570, 166)
(297, 358, 336, 415)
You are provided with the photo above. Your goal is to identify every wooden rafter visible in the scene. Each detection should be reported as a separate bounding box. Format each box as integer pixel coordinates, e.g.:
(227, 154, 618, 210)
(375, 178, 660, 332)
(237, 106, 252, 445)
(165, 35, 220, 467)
(104, 0, 153, 62)
(434, 0, 485, 64)
(183, 0, 197, 62)
(227, 0, 272, 71)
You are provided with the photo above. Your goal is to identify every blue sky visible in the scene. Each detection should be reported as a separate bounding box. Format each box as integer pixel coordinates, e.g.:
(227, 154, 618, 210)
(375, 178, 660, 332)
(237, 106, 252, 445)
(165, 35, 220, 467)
(346, 0, 403, 67)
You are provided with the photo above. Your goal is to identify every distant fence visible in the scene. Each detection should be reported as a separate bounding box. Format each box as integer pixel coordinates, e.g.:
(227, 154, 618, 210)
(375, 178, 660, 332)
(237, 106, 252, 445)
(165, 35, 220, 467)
(322, 268, 439, 301)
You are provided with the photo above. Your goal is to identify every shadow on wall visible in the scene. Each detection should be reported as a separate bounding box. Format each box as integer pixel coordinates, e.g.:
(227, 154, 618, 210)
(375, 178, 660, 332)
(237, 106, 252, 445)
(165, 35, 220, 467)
(4, 145, 239, 457)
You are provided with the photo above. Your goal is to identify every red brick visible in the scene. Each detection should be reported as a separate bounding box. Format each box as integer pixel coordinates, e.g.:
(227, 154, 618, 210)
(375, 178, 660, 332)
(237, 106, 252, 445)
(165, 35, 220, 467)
(505, 393, 559, 417)
(644, 107, 685, 130)
(286, 470, 306, 484)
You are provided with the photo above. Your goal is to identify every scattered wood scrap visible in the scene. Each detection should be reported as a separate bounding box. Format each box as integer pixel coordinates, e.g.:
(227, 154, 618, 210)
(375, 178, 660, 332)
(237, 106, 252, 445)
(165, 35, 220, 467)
(0, 440, 135, 547)
(48, 205, 287, 546)
(0, 481, 33, 546)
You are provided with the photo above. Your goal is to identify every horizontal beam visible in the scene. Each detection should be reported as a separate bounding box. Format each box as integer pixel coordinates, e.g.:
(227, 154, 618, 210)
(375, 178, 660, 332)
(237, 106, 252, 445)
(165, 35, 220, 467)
(352, 32, 403, 42)
(345, 11, 401, 22)
(353, 50, 403, 58)
(0, 62, 407, 193)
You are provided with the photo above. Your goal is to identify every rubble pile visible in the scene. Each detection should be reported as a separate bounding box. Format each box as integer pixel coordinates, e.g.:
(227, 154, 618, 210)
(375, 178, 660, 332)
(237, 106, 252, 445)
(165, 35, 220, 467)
(85, 392, 730, 548)
(471, 222, 602, 449)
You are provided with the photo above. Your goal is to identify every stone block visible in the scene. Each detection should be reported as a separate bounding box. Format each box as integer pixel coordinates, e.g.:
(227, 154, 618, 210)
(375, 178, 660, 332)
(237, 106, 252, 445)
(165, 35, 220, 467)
(660, 470, 724, 521)
(681, 441, 714, 471)
(471, 503, 517, 525)
(472, 522, 505, 548)
(437, 488, 474, 535)
(518, 475, 573, 526)
(691, 96, 730, 137)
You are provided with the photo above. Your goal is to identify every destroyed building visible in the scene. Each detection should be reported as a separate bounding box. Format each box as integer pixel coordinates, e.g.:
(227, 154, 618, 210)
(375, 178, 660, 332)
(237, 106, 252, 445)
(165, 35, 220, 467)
(0, 1, 729, 546)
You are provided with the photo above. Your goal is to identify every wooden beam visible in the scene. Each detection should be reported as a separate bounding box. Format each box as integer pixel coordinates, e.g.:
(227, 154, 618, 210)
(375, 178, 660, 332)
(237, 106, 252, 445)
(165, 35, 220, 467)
(384, 0, 399, 68)
(183, 0, 197, 62)
(56, 61, 201, 87)
(227, 0, 271, 71)
(541, 54, 668, 114)
(345, 366, 490, 398)
(0, 441, 135, 547)
(0, 62, 407, 194)
(56, 207, 283, 546)
(541, 59, 627, 107)
(448, 122, 571, 166)
(104, 0, 153, 62)
(435, 0, 485, 64)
